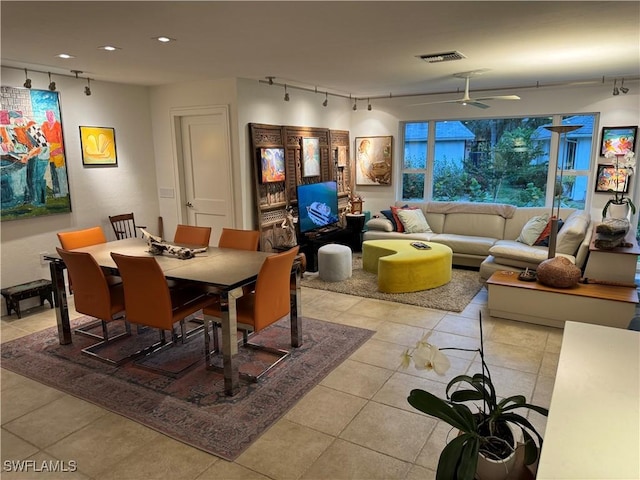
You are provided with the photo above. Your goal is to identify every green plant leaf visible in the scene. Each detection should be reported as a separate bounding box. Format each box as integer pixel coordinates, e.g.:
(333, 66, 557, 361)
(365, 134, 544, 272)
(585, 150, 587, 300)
(407, 389, 474, 432)
(436, 433, 478, 480)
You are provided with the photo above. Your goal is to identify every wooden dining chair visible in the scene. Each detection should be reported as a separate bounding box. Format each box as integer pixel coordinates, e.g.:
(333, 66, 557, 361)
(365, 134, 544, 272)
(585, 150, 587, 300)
(110, 252, 216, 363)
(218, 228, 260, 251)
(109, 213, 144, 240)
(55, 247, 131, 364)
(174, 224, 212, 247)
(203, 246, 300, 382)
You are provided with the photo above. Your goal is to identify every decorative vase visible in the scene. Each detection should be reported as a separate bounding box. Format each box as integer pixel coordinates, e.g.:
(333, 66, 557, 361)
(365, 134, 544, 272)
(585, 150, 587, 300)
(606, 202, 630, 219)
(536, 256, 581, 288)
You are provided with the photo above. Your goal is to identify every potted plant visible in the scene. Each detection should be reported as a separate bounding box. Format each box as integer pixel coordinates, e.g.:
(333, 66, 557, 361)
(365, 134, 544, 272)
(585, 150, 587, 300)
(602, 151, 636, 219)
(401, 314, 548, 480)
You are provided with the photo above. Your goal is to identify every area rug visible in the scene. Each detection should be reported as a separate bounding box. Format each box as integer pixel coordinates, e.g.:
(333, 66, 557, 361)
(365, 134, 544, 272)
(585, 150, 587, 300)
(1, 315, 373, 461)
(302, 255, 485, 312)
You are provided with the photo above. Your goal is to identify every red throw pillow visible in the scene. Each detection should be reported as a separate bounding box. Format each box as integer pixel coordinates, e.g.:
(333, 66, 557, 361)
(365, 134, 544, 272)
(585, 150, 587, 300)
(390, 205, 418, 233)
(534, 216, 555, 246)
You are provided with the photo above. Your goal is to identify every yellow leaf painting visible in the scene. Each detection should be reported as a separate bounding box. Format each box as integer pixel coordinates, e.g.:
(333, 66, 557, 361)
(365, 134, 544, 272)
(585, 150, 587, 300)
(80, 126, 117, 165)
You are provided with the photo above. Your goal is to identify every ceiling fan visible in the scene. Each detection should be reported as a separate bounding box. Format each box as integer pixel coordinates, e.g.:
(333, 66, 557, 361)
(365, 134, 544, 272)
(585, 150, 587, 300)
(410, 70, 521, 109)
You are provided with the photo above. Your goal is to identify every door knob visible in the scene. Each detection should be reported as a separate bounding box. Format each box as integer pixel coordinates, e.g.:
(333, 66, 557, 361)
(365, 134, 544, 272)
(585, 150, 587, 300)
(186, 202, 193, 208)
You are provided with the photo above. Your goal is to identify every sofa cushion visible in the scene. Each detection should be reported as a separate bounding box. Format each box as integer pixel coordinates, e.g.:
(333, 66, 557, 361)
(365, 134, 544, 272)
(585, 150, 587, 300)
(516, 214, 549, 246)
(533, 217, 565, 246)
(431, 234, 497, 256)
(397, 208, 432, 233)
(380, 209, 399, 231)
(489, 240, 576, 265)
(556, 210, 590, 255)
(442, 213, 506, 239)
(366, 217, 394, 232)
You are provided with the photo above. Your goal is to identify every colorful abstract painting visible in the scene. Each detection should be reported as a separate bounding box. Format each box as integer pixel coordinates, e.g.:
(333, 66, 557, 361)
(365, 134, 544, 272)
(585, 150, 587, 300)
(1, 87, 71, 221)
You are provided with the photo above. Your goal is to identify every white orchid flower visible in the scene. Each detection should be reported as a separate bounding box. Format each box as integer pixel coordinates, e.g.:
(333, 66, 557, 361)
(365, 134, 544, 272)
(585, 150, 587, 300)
(604, 151, 617, 159)
(400, 349, 412, 369)
(412, 343, 451, 376)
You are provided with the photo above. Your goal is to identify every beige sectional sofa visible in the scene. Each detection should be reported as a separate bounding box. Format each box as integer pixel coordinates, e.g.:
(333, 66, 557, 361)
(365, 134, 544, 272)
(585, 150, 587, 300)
(363, 201, 593, 280)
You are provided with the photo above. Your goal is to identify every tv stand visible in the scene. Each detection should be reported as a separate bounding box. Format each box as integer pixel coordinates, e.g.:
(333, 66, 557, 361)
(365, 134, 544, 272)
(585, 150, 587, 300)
(299, 227, 354, 272)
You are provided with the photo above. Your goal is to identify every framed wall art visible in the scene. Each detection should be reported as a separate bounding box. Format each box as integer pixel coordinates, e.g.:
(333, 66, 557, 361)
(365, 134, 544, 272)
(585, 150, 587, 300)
(595, 164, 630, 193)
(260, 147, 285, 183)
(355, 135, 392, 185)
(302, 137, 320, 177)
(600, 126, 637, 156)
(0, 86, 71, 221)
(80, 126, 117, 166)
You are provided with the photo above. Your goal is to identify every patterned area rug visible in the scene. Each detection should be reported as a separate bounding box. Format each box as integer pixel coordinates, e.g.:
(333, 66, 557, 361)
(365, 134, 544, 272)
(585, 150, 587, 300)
(1, 316, 373, 461)
(302, 255, 485, 312)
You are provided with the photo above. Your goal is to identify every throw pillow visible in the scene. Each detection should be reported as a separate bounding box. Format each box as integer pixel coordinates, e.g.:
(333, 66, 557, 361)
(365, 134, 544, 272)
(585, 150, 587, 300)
(397, 208, 432, 234)
(534, 217, 564, 247)
(380, 209, 399, 231)
(516, 214, 550, 246)
(366, 217, 394, 232)
(390, 205, 417, 233)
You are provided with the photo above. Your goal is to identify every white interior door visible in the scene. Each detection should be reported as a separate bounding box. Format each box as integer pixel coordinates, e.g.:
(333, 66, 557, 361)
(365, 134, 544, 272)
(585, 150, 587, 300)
(180, 108, 233, 245)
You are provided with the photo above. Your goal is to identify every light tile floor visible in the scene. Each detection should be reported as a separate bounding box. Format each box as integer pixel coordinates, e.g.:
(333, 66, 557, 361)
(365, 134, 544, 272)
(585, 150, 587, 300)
(1, 283, 560, 479)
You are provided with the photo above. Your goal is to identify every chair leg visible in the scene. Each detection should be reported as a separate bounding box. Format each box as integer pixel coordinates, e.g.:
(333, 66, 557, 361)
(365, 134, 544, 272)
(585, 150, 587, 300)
(81, 320, 133, 366)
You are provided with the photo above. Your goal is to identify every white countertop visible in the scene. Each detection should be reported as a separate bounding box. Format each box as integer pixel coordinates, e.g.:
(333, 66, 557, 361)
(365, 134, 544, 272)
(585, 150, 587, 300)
(537, 321, 640, 479)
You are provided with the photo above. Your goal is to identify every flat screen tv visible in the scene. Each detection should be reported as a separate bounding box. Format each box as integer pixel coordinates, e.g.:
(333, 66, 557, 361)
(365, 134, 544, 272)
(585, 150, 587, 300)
(296, 181, 340, 234)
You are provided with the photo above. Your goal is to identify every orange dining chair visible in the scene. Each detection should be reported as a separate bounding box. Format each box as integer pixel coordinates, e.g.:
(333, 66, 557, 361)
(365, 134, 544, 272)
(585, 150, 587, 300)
(173, 224, 212, 247)
(110, 252, 216, 362)
(57, 226, 121, 336)
(217, 228, 260, 251)
(55, 247, 131, 364)
(203, 246, 300, 382)
(109, 213, 145, 240)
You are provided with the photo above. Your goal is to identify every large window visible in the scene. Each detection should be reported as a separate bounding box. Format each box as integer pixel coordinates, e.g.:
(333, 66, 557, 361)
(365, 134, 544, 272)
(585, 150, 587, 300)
(401, 114, 596, 209)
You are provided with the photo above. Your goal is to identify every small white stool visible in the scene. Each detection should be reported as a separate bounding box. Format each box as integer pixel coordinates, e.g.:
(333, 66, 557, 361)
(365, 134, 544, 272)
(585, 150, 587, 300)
(318, 244, 352, 282)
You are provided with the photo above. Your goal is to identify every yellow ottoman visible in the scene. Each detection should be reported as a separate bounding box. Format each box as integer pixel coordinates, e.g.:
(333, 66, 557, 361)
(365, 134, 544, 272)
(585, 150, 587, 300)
(362, 240, 453, 293)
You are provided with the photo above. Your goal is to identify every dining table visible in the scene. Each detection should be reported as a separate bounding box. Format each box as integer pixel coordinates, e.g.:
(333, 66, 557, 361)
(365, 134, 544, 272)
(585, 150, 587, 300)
(47, 238, 303, 396)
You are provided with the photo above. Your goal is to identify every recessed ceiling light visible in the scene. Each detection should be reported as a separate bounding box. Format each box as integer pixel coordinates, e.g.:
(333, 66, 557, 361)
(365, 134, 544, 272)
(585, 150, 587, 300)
(56, 53, 75, 59)
(98, 45, 121, 51)
(153, 36, 175, 43)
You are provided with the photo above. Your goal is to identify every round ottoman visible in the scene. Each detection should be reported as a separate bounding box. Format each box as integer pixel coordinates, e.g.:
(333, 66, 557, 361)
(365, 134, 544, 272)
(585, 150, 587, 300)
(318, 244, 352, 282)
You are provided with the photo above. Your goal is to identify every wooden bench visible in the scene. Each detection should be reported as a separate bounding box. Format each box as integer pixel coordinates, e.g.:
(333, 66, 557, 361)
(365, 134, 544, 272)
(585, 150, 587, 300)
(1, 279, 54, 319)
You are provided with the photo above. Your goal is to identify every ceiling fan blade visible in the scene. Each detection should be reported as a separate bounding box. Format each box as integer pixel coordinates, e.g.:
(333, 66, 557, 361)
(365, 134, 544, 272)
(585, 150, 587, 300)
(464, 101, 491, 109)
(474, 95, 521, 101)
(408, 99, 460, 107)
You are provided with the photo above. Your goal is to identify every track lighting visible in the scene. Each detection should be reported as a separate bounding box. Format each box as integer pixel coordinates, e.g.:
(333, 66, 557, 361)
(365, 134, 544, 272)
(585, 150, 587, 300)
(284, 84, 289, 102)
(352, 99, 357, 111)
(620, 79, 629, 94)
(85, 78, 91, 96)
(267, 76, 274, 85)
(322, 93, 328, 107)
(612, 79, 619, 96)
(23, 69, 31, 89)
(367, 98, 372, 111)
(48, 72, 56, 91)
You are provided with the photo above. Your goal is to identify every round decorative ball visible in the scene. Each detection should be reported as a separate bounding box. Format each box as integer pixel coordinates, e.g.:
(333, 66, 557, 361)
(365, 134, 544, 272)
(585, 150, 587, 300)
(536, 257, 581, 288)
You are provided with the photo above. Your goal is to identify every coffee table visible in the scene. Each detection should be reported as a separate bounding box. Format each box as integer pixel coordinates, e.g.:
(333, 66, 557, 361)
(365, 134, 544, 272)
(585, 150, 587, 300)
(362, 239, 453, 293)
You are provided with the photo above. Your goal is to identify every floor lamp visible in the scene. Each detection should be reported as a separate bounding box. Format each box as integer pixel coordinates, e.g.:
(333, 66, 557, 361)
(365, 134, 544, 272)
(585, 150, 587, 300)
(543, 124, 582, 259)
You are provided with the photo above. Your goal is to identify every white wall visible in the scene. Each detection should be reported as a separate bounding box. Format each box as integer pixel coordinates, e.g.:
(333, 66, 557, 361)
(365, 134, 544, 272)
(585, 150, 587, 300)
(0, 67, 159, 313)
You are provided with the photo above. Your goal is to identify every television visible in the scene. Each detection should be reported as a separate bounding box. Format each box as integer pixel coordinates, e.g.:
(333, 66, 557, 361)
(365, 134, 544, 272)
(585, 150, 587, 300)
(296, 181, 340, 234)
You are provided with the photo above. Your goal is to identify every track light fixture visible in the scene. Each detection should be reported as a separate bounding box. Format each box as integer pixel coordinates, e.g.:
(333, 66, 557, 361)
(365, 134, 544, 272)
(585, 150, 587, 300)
(352, 99, 357, 111)
(267, 76, 274, 85)
(48, 72, 56, 91)
(284, 84, 290, 102)
(322, 92, 328, 107)
(23, 69, 31, 89)
(367, 98, 372, 111)
(620, 78, 629, 94)
(85, 78, 92, 96)
(612, 79, 619, 96)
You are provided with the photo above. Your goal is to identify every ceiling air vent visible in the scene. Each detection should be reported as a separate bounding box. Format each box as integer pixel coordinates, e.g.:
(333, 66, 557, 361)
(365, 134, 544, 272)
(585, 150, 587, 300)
(418, 51, 466, 63)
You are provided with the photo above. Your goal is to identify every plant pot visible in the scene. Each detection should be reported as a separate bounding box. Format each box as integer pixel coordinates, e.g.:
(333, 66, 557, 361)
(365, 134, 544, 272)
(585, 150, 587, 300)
(475, 423, 519, 480)
(606, 203, 629, 219)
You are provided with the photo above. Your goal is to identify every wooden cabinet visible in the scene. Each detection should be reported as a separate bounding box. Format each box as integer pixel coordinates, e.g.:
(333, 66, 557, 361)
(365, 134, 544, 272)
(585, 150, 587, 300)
(249, 123, 354, 252)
